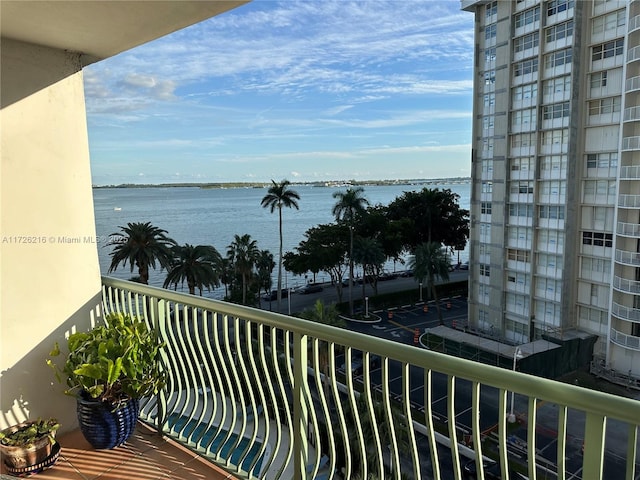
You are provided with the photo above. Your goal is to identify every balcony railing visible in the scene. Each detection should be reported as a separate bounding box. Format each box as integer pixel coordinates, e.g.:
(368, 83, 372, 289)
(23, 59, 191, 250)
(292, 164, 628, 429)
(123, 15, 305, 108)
(610, 328, 640, 351)
(618, 221, 640, 237)
(101, 276, 640, 480)
(615, 249, 640, 266)
(612, 302, 640, 322)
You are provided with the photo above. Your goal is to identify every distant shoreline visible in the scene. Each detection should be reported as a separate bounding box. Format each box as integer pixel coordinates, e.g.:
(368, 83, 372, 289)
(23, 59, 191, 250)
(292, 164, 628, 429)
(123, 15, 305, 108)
(92, 177, 471, 189)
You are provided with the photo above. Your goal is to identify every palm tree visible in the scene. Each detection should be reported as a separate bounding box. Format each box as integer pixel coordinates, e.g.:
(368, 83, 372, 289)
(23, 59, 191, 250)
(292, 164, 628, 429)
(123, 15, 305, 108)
(163, 244, 221, 295)
(353, 236, 385, 298)
(107, 222, 176, 285)
(332, 187, 369, 314)
(256, 249, 276, 298)
(261, 179, 300, 310)
(227, 234, 260, 305)
(409, 242, 450, 325)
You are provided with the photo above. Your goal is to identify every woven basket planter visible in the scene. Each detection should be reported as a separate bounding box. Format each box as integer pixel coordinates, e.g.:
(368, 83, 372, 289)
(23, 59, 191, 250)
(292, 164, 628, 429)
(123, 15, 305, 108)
(77, 393, 140, 449)
(0, 421, 57, 471)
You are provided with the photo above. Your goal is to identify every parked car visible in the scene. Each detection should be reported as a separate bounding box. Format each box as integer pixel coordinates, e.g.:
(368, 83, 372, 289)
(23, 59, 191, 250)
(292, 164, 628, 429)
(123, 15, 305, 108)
(399, 269, 414, 277)
(377, 271, 398, 281)
(262, 289, 289, 301)
(297, 283, 323, 294)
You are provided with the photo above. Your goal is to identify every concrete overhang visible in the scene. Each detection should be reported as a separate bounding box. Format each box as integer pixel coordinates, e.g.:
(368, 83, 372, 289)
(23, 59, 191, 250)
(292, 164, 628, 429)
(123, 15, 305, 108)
(460, 0, 487, 12)
(0, 1, 249, 66)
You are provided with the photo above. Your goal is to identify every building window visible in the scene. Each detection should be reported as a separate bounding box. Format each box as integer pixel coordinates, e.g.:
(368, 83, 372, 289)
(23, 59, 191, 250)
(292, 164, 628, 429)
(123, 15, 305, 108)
(588, 97, 621, 115)
(583, 179, 616, 196)
(484, 93, 496, 108)
(508, 226, 533, 242)
(590, 71, 607, 88)
(540, 155, 567, 171)
(544, 48, 572, 69)
(483, 115, 495, 131)
(509, 203, 534, 217)
(485, 23, 497, 41)
(516, 6, 540, 28)
(510, 181, 534, 194)
(539, 205, 565, 220)
(543, 75, 571, 96)
(511, 133, 536, 148)
(486, 1, 498, 17)
(538, 180, 566, 196)
(512, 108, 537, 127)
(542, 102, 570, 120)
(480, 264, 491, 277)
(481, 181, 493, 194)
(511, 157, 535, 171)
(514, 32, 539, 52)
(547, 0, 574, 16)
(586, 152, 617, 169)
(514, 58, 538, 77)
(592, 38, 624, 61)
(485, 47, 496, 63)
(485, 70, 496, 85)
(537, 252, 561, 268)
(545, 20, 573, 43)
(582, 231, 613, 247)
(481, 202, 492, 215)
(512, 83, 538, 103)
(541, 129, 569, 145)
(581, 257, 611, 276)
(592, 10, 625, 34)
(507, 249, 531, 262)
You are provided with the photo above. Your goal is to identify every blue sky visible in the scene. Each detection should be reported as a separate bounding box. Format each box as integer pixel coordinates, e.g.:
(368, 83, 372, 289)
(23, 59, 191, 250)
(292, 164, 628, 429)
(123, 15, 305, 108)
(85, 0, 474, 185)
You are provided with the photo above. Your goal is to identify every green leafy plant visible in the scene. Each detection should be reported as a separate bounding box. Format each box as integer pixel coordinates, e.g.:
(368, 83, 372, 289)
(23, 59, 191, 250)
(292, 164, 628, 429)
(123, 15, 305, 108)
(48, 312, 166, 409)
(0, 419, 60, 447)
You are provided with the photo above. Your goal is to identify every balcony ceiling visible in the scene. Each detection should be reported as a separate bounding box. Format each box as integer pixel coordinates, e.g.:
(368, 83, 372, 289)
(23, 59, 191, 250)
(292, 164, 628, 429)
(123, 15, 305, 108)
(0, 1, 248, 65)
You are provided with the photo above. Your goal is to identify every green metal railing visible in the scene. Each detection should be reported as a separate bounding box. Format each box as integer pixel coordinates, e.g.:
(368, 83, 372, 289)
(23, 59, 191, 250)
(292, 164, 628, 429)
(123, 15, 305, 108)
(101, 276, 640, 480)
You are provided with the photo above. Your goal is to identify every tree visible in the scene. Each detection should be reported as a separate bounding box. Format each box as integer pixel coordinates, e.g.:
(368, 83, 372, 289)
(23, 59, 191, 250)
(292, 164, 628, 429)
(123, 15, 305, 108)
(261, 179, 300, 311)
(107, 221, 176, 285)
(256, 249, 276, 298)
(352, 236, 385, 298)
(386, 188, 469, 251)
(283, 223, 349, 301)
(163, 244, 221, 295)
(409, 242, 450, 324)
(332, 187, 369, 315)
(227, 234, 260, 305)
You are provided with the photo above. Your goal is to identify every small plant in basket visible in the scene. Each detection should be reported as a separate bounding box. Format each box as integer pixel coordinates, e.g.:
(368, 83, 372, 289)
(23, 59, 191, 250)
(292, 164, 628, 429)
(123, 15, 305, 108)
(0, 418, 60, 472)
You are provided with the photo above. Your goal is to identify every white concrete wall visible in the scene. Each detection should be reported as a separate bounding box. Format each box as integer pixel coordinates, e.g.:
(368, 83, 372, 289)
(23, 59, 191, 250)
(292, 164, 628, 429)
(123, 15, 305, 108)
(1, 38, 102, 432)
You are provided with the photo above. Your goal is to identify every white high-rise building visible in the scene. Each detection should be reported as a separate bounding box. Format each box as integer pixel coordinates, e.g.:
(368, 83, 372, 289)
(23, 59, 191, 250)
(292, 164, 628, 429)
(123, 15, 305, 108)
(461, 0, 640, 381)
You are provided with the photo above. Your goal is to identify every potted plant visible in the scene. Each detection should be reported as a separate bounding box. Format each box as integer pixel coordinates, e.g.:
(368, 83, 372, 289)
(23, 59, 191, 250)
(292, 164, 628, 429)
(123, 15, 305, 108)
(0, 418, 60, 474)
(48, 312, 165, 449)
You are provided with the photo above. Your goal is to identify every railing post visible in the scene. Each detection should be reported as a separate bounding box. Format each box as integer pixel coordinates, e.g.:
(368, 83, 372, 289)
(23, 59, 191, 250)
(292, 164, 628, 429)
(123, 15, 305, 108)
(583, 412, 606, 479)
(293, 332, 309, 480)
(149, 296, 168, 436)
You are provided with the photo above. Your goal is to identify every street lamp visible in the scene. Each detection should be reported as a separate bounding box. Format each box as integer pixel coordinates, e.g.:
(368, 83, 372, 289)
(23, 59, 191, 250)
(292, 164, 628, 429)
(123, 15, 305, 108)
(419, 282, 423, 302)
(365, 297, 369, 318)
(508, 347, 523, 423)
(288, 288, 292, 315)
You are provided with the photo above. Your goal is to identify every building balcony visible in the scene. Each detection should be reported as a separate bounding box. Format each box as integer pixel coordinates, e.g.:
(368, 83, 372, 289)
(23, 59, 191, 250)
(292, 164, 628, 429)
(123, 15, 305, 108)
(619, 165, 640, 179)
(624, 106, 640, 122)
(615, 248, 640, 266)
(631, 15, 640, 34)
(71, 276, 640, 480)
(622, 136, 640, 151)
(618, 221, 640, 237)
(610, 328, 640, 351)
(629, 45, 640, 63)
(613, 275, 640, 294)
(618, 193, 640, 208)
(612, 302, 640, 323)
(626, 75, 640, 93)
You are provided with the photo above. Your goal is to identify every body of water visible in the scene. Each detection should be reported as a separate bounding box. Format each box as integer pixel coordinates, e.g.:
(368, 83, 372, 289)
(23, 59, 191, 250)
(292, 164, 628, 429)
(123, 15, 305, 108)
(93, 182, 471, 299)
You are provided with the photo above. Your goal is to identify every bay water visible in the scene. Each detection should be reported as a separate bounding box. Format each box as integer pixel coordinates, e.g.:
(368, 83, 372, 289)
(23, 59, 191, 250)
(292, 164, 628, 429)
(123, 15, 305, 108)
(93, 182, 471, 299)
